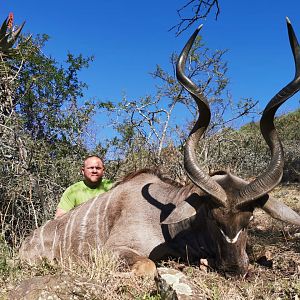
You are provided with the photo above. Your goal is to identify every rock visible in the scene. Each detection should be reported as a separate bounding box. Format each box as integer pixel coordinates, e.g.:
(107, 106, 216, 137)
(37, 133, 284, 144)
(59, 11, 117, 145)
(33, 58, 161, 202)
(8, 275, 65, 300)
(199, 259, 209, 273)
(155, 267, 203, 300)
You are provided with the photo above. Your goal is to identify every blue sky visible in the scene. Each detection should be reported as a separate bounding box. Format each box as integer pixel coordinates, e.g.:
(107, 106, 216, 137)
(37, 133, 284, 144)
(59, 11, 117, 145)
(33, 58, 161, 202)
(1, 1, 300, 144)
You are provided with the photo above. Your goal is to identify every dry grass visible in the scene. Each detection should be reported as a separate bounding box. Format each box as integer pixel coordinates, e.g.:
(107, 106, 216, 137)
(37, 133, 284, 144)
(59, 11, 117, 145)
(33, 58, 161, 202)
(1, 250, 158, 299)
(1, 184, 300, 299)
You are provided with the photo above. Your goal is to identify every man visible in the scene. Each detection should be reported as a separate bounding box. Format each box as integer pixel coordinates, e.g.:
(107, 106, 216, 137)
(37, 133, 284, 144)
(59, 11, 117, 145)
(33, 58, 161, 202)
(55, 155, 113, 218)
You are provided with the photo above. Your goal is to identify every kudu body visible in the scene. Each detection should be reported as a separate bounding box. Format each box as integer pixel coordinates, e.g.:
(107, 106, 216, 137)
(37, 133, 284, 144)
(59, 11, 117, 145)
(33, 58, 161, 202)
(20, 19, 300, 277)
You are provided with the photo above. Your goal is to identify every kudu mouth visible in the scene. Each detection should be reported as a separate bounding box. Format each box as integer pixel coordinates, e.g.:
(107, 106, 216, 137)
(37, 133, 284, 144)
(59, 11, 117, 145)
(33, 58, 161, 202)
(209, 250, 249, 278)
(221, 267, 249, 279)
(218, 249, 249, 277)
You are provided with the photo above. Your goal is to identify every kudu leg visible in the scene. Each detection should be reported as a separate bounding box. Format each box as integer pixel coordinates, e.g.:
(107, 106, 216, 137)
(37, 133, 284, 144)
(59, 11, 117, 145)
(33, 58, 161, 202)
(109, 246, 157, 278)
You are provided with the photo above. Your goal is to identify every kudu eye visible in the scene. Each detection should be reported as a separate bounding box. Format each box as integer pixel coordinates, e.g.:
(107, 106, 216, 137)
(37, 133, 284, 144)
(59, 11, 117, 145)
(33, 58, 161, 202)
(246, 215, 254, 226)
(240, 215, 254, 230)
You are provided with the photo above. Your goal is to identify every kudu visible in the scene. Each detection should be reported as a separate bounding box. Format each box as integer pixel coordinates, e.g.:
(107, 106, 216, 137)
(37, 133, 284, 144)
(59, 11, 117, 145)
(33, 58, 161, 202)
(20, 18, 300, 277)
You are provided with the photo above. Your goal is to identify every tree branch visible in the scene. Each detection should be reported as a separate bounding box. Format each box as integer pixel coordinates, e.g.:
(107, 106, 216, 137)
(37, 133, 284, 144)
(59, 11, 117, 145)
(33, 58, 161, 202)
(170, 0, 220, 36)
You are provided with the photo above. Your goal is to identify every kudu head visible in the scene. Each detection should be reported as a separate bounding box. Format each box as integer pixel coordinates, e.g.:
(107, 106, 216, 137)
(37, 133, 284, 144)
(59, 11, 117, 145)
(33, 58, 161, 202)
(165, 18, 300, 276)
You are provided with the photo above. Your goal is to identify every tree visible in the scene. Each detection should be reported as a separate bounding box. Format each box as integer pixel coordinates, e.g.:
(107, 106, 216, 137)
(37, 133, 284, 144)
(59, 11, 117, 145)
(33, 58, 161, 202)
(0, 16, 103, 248)
(99, 33, 257, 180)
(15, 35, 95, 147)
(172, 0, 221, 35)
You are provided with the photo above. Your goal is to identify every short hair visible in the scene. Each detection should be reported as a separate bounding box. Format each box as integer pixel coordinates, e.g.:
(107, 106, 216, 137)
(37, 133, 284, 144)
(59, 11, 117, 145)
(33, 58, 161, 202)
(82, 155, 104, 167)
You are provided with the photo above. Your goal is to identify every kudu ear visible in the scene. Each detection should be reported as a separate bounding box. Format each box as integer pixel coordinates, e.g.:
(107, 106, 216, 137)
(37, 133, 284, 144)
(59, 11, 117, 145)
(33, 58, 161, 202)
(161, 192, 206, 224)
(259, 194, 300, 226)
(161, 200, 197, 224)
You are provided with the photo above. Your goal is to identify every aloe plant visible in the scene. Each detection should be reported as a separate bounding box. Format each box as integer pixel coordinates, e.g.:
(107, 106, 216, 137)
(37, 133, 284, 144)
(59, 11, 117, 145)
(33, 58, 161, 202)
(0, 16, 25, 56)
(0, 16, 25, 124)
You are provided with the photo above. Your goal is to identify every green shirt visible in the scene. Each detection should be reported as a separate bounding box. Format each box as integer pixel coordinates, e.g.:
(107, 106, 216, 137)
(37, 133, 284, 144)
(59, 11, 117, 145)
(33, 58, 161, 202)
(57, 179, 113, 212)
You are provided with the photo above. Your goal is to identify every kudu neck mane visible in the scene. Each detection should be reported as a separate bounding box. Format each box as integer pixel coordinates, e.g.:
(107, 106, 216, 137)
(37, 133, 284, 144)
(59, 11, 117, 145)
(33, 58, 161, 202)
(117, 168, 184, 188)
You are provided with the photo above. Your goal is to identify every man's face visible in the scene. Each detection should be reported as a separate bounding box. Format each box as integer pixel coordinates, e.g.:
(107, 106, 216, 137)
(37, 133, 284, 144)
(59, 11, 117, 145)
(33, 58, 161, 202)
(81, 157, 104, 186)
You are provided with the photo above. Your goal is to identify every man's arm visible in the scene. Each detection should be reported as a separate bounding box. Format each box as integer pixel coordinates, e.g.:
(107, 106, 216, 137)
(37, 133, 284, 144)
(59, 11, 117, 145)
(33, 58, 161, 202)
(55, 207, 67, 219)
(55, 185, 76, 219)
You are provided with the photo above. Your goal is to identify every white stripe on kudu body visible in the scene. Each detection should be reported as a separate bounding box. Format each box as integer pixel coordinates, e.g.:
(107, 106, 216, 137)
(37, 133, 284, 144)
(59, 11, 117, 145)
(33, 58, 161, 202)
(66, 206, 81, 253)
(51, 223, 59, 259)
(95, 194, 103, 249)
(39, 222, 46, 252)
(62, 211, 72, 253)
(78, 196, 99, 253)
(95, 190, 113, 248)
(100, 188, 115, 239)
(39, 220, 51, 253)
